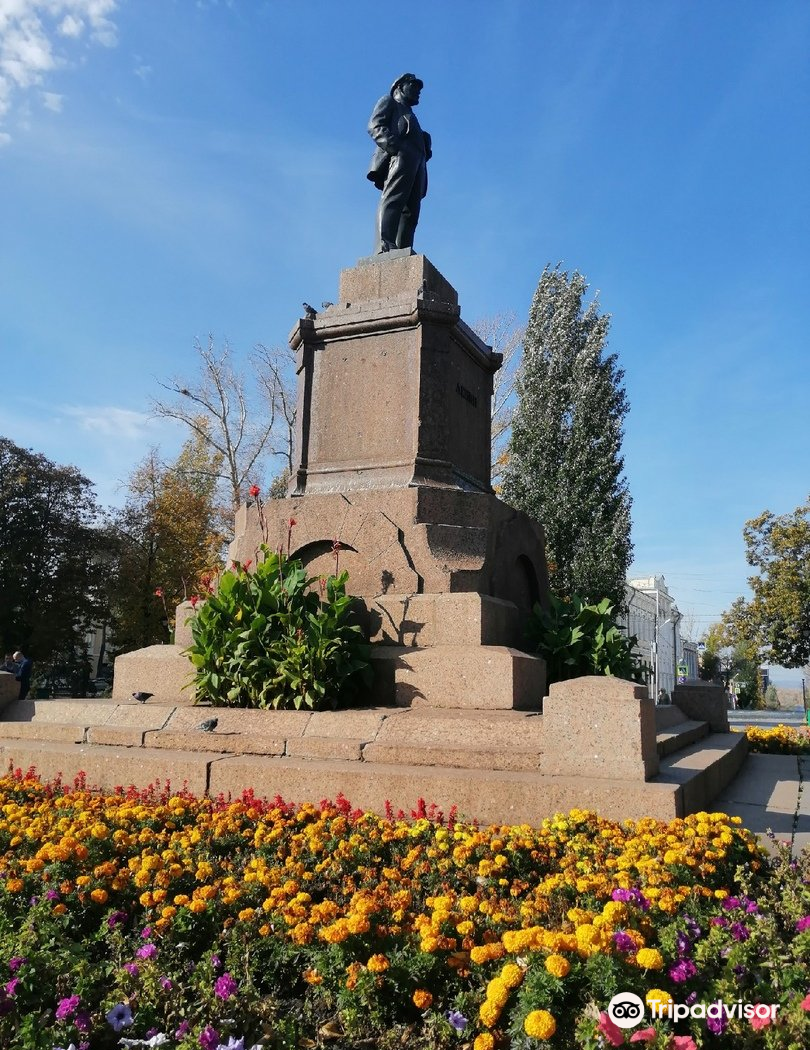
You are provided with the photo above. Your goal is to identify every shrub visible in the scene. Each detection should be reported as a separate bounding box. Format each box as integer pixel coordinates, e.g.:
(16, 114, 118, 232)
(187, 547, 371, 710)
(527, 593, 648, 686)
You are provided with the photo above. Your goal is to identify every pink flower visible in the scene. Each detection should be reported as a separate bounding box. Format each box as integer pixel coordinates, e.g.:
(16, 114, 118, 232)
(249, 484, 260, 498)
(750, 1011, 772, 1030)
(289, 518, 297, 527)
(214, 971, 238, 999)
(597, 1012, 626, 1047)
(189, 595, 200, 608)
(669, 1038, 698, 1050)
(801, 993, 810, 1011)
(154, 587, 164, 598)
(630, 1028, 657, 1042)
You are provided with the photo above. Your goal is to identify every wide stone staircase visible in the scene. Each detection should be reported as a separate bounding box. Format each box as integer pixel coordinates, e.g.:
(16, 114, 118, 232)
(0, 681, 747, 826)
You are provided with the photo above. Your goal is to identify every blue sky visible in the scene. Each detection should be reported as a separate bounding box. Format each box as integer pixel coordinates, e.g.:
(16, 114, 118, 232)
(1, 1, 808, 681)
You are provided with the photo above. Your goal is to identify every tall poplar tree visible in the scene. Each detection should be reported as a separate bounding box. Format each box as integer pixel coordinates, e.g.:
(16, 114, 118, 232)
(501, 266, 632, 609)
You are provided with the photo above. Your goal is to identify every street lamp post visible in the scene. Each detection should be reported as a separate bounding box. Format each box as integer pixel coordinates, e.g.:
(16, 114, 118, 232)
(653, 606, 680, 704)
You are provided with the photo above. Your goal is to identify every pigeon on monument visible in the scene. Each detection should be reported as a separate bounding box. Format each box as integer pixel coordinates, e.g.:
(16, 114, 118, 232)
(132, 692, 153, 703)
(302, 302, 318, 319)
(196, 718, 218, 732)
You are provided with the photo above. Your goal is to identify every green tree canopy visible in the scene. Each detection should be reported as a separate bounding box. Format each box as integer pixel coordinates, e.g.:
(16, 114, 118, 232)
(501, 266, 633, 609)
(724, 496, 810, 669)
(0, 436, 105, 668)
(107, 434, 227, 654)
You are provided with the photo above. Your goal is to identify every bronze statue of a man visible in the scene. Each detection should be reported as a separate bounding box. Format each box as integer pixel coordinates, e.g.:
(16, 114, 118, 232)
(367, 73, 432, 253)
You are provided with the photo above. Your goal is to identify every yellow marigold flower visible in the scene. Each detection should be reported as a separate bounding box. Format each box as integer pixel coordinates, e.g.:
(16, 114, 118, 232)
(459, 894, 478, 914)
(485, 977, 509, 1008)
(524, 1009, 557, 1039)
(5, 879, 23, 893)
(161, 906, 176, 919)
(52, 903, 67, 916)
(636, 947, 664, 970)
(90, 888, 108, 904)
(238, 908, 255, 921)
(500, 962, 524, 988)
(646, 988, 673, 1010)
(303, 968, 323, 985)
(456, 919, 474, 936)
(545, 953, 570, 977)
(470, 943, 505, 965)
(412, 989, 433, 1009)
(187, 899, 206, 914)
(474, 1035, 495, 1050)
(173, 894, 190, 906)
(367, 953, 390, 973)
(347, 914, 371, 935)
(479, 999, 502, 1027)
(258, 924, 271, 936)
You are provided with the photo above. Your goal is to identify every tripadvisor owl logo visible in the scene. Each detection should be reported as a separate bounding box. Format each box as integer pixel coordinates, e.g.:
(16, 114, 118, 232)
(607, 992, 645, 1029)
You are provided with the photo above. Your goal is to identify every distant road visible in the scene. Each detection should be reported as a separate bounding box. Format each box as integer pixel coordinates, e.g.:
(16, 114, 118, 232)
(728, 709, 808, 728)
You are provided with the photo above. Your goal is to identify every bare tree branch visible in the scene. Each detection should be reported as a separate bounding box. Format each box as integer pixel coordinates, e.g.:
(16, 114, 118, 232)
(472, 313, 524, 488)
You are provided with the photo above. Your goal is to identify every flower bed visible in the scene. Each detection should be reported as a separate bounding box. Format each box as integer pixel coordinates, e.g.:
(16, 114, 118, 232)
(743, 724, 810, 756)
(0, 769, 808, 1049)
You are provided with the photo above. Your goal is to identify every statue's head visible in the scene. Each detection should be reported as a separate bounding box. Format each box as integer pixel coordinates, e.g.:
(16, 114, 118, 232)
(391, 73, 423, 105)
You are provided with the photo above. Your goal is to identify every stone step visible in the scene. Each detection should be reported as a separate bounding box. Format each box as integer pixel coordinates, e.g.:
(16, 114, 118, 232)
(654, 704, 690, 730)
(0, 737, 683, 824)
(656, 718, 710, 757)
(371, 645, 545, 710)
(654, 731, 749, 814)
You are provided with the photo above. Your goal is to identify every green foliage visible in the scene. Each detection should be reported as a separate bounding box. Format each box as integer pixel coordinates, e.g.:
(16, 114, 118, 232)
(187, 548, 372, 710)
(106, 433, 226, 655)
(725, 496, 810, 669)
(0, 436, 106, 675)
(527, 593, 648, 685)
(501, 266, 632, 609)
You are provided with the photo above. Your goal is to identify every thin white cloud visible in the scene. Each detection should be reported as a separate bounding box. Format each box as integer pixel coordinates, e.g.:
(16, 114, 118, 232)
(0, 1, 118, 137)
(0, 130, 10, 146)
(133, 61, 152, 83)
(62, 404, 152, 440)
(42, 90, 63, 111)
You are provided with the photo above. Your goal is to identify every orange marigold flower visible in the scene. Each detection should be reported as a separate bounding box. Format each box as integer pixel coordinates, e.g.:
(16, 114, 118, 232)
(412, 989, 433, 1009)
(366, 953, 390, 973)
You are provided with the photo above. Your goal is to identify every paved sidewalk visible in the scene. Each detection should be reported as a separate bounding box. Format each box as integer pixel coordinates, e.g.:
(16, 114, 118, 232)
(714, 752, 809, 855)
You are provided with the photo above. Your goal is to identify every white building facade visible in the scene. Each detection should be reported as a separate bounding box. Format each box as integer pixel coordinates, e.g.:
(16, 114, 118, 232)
(619, 575, 690, 700)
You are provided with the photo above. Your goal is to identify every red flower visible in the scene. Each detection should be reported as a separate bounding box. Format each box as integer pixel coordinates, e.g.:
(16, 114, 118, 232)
(189, 595, 200, 608)
(154, 588, 164, 598)
(243, 559, 253, 571)
(249, 484, 260, 498)
(596, 1013, 625, 1048)
(289, 518, 297, 527)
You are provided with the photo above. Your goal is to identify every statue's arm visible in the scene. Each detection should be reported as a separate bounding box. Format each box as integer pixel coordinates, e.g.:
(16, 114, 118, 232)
(368, 95, 400, 155)
(423, 131, 432, 161)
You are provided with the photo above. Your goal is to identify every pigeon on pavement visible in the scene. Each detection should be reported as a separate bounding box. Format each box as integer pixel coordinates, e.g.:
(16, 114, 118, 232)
(196, 718, 218, 732)
(132, 692, 153, 704)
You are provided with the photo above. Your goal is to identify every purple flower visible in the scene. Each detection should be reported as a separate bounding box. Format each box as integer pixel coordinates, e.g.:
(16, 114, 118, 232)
(45, 889, 60, 902)
(160, 976, 173, 990)
(137, 942, 158, 960)
(210, 954, 222, 970)
(55, 995, 81, 1021)
(4, 979, 18, 997)
(710, 916, 728, 928)
(612, 931, 636, 953)
(214, 972, 238, 1000)
(75, 1010, 91, 1033)
(446, 1010, 468, 1032)
(676, 931, 692, 956)
(796, 916, 810, 933)
(175, 1020, 191, 1039)
(216, 1039, 246, 1050)
(141, 925, 153, 939)
(611, 887, 650, 910)
(669, 959, 697, 983)
(108, 910, 128, 928)
(731, 922, 750, 942)
(707, 1013, 727, 1034)
(123, 962, 140, 977)
(733, 964, 748, 978)
(106, 1002, 134, 1032)
(722, 896, 741, 911)
(8, 957, 25, 973)
(686, 991, 698, 1005)
(199, 1026, 221, 1050)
